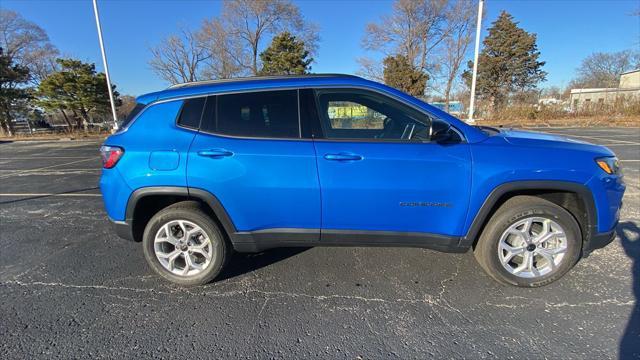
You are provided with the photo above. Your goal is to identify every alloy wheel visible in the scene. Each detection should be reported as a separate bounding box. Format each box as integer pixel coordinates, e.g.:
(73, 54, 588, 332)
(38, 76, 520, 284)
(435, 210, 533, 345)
(497, 217, 568, 279)
(153, 220, 214, 277)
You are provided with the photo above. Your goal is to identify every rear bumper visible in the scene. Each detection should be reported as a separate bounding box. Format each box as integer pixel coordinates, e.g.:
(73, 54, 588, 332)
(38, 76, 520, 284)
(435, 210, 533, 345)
(110, 218, 135, 241)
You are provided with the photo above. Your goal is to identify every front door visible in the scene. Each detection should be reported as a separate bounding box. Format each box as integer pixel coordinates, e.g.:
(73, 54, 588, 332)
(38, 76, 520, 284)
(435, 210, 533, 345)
(311, 88, 472, 237)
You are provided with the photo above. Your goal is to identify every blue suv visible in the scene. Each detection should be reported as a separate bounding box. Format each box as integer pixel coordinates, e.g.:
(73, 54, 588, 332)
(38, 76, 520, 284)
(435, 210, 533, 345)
(100, 74, 625, 287)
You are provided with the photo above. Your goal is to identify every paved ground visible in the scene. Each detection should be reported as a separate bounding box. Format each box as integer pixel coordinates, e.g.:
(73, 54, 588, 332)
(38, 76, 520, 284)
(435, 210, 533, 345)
(1, 127, 638, 359)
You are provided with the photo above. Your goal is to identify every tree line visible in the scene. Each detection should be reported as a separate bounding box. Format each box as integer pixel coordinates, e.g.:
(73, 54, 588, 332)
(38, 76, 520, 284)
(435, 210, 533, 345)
(0, 9, 132, 136)
(148, 0, 317, 82)
(1, 0, 638, 136)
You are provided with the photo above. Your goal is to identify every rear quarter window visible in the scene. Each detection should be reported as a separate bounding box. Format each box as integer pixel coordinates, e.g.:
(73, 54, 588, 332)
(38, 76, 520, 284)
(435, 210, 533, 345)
(119, 103, 145, 129)
(177, 97, 206, 129)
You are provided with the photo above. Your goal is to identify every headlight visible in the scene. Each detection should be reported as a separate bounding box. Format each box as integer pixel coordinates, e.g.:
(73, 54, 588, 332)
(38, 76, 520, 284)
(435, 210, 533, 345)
(595, 157, 620, 175)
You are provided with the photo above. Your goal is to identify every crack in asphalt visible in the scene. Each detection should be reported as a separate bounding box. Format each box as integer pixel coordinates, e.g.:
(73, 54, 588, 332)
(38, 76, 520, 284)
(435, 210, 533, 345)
(486, 298, 635, 308)
(2, 279, 634, 310)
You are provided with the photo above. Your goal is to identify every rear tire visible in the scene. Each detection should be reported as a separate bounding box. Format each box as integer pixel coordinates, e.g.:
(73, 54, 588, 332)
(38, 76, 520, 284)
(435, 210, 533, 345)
(142, 201, 229, 286)
(474, 195, 582, 287)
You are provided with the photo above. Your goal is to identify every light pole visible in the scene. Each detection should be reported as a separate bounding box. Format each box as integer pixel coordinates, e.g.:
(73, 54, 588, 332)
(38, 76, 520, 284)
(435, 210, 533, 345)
(92, 0, 119, 131)
(468, 0, 484, 124)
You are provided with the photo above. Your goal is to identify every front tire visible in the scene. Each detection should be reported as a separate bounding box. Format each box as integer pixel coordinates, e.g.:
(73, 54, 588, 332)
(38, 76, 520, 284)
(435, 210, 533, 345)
(474, 196, 582, 287)
(142, 201, 229, 286)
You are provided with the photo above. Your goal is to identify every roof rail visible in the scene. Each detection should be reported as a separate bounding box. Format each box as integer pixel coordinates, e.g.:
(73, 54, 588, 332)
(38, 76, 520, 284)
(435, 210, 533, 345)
(167, 73, 361, 89)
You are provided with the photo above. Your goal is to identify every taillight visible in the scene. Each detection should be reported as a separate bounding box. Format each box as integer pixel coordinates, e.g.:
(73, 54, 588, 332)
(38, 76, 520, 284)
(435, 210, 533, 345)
(100, 145, 124, 169)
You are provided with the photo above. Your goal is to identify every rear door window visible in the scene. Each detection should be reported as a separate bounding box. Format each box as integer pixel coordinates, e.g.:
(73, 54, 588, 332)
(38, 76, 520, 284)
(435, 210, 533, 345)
(213, 90, 300, 138)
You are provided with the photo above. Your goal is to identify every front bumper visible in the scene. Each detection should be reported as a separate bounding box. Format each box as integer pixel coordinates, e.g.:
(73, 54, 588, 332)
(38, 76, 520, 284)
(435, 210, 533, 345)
(583, 228, 617, 257)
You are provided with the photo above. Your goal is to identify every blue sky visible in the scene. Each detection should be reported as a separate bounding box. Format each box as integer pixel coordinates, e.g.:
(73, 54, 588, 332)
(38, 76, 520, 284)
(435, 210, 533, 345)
(3, 0, 639, 96)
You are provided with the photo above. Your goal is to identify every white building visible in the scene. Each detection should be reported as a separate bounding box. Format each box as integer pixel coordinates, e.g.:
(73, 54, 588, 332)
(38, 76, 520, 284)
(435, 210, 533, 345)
(569, 69, 640, 111)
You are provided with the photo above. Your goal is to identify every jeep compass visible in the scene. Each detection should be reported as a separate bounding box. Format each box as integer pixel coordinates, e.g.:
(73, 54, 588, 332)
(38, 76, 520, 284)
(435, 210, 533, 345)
(99, 74, 625, 287)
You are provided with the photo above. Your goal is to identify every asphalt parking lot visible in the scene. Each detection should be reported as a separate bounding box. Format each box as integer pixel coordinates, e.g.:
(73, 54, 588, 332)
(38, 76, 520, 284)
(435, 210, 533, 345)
(1, 127, 638, 359)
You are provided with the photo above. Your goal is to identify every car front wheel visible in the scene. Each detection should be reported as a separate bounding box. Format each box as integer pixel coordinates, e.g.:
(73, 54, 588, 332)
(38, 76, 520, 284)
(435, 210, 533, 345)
(474, 195, 582, 287)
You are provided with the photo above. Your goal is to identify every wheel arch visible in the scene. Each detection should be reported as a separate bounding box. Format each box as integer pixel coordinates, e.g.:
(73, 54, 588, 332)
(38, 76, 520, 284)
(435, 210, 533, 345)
(125, 187, 237, 242)
(462, 181, 597, 249)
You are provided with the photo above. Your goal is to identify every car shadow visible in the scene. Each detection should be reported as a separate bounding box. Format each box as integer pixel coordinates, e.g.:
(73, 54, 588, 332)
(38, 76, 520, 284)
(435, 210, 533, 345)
(618, 221, 640, 359)
(216, 247, 310, 281)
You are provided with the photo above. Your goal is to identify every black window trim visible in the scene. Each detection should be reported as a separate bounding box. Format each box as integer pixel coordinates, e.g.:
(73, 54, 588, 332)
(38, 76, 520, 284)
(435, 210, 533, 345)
(174, 89, 306, 141)
(161, 85, 464, 143)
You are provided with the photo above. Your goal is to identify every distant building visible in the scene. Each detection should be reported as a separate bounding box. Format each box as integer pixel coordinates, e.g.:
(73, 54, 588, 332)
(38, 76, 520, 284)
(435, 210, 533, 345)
(430, 101, 464, 116)
(569, 69, 640, 111)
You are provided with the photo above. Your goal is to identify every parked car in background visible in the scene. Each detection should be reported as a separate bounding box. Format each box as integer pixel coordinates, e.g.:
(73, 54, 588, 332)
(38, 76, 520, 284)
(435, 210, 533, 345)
(99, 74, 625, 287)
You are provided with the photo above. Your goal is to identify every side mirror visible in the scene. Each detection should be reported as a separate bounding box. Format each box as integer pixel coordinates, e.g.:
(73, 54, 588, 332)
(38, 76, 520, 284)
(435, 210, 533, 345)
(431, 124, 454, 143)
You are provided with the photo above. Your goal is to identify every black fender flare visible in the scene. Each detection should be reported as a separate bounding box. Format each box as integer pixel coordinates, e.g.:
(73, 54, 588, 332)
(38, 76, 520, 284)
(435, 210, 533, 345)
(125, 186, 237, 237)
(460, 180, 597, 247)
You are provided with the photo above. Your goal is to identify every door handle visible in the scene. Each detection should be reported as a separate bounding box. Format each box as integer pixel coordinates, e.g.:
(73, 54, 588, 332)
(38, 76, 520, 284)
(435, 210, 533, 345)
(324, 153, 363, 161)
(197, 149, 234, 158)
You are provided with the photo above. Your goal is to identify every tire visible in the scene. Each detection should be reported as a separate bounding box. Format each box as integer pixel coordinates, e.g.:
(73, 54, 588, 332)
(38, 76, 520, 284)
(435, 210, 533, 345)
(142, 201, 229, 286)
(473, 195, 582, 287)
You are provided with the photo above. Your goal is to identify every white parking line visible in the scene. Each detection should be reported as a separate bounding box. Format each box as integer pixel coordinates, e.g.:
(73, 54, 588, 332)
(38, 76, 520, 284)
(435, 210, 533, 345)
(620, 160, 640, 162)
(0, 158, 98, 180)
(577, 134, 640, 138)
(0, 168, 100, 172)
(0, 193, 101, 197)
(606, 144, 640, 147)
(563, 134, 640, 145)
(0, 156, 94, 159)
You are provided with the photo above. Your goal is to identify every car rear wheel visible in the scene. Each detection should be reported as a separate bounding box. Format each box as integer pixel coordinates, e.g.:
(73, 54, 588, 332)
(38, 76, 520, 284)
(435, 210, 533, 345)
(474, 195, 582, 287)
(142, 201, 229, 286)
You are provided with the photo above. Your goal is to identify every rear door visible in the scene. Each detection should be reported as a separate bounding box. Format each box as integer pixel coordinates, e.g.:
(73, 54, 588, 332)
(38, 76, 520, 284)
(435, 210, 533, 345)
(309, 88, 472, 237)
(187, 90, 320, 234)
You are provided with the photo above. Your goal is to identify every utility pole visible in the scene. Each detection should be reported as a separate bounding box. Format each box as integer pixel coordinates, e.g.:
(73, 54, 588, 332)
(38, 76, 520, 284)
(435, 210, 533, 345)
(92, 0, 119, 131)
(468, 0, 484, 124)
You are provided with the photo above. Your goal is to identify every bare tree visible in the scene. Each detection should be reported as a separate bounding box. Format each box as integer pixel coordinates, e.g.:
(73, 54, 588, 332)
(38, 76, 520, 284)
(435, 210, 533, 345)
(355, 57, 384, 82)
(571, 50, 640, 88)
(439, 0, 475, 111)
(148, 28, 210, 84)
(116, 95, 137, 120)
(221, 0, 318, 75)
(361, 0, 450, 76)
(0, 9, 59, 83)
(148, 0, 318, 83)
(199, 18, 246, 79)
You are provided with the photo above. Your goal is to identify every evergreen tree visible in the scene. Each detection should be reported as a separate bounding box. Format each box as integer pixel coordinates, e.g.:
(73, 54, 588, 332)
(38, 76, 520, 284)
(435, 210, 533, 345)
(463, 11, 546, 109)
(383, 54, 428, 97)
(259, 32, 313, 75)
(37, 58, 120, 130)
(0, 47, 31, 136)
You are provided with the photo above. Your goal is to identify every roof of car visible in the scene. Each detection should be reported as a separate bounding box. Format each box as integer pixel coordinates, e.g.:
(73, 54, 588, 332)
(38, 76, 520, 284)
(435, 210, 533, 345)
(166, 74, 362, 89)
(136, 74, 377, 104)
(134, 73, 486, 143)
